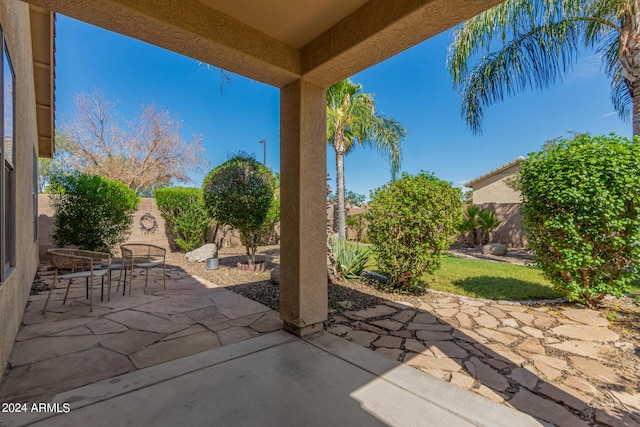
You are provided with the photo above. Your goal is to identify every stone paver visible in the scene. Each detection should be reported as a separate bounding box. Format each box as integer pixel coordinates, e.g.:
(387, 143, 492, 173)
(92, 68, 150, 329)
(0, 265, 283, 404)
(129, 331, 221, 369)
(509, 388, 589, 427)
(464, 357, 509, 392)
(561, 308, 610, 327)
(327, 291, 637, 427)
(551, 324, 619, 342)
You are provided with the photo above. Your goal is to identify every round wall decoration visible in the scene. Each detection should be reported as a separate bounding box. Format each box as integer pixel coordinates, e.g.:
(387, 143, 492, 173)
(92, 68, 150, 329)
(139, 212, 158, 234)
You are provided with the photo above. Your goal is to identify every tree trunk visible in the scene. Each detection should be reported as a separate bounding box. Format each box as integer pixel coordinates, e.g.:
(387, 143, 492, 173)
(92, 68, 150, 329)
(336, 150, 346, 239)
(633, 80, 640, 136)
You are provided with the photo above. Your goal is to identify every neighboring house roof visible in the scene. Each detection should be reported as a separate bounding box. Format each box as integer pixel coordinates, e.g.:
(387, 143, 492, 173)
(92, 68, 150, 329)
(465, 156, 526, 188)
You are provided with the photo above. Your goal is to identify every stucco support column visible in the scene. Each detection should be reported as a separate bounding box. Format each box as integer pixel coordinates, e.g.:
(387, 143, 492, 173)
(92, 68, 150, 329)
(279, 79, 327, 336)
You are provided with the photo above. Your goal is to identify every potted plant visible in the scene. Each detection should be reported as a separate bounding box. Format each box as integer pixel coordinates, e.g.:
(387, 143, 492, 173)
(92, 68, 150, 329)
(206, 246, 219, 270)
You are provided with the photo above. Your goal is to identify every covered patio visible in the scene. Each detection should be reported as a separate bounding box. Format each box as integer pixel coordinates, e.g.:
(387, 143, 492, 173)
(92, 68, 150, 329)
(2, 0, 566, 425)
(22, 0, 504, 337)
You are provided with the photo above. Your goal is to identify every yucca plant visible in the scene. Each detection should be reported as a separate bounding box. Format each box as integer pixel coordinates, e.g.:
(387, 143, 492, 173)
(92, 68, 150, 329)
(330, 235, 370, 280)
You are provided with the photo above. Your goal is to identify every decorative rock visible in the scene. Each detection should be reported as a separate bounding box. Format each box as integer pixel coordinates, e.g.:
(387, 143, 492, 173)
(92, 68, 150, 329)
(185, 244, 217, 262)
(533, 360, 563, 381)
(481, 243, 507, 256)
(270, 266, 280, 285)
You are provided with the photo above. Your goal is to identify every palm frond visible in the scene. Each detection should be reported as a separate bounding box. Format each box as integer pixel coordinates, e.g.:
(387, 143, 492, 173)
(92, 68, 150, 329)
(611, 65, 632, 121)
(458, 20, 582, 134)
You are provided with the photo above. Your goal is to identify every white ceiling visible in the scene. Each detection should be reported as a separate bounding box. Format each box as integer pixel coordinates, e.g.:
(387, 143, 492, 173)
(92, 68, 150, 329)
(197, 0, 370, 48)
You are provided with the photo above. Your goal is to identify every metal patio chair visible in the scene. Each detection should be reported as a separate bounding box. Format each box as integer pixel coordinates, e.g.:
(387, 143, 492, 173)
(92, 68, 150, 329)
(119, 243, 166, 295)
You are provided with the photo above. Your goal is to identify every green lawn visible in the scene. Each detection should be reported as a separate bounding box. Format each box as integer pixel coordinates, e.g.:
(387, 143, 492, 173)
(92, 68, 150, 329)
(421, 256, 560, 301)
(365, 252, 640, 301)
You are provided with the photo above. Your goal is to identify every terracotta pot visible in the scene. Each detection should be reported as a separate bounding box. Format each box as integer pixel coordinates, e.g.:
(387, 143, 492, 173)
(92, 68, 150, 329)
(236, 260, 266, 272)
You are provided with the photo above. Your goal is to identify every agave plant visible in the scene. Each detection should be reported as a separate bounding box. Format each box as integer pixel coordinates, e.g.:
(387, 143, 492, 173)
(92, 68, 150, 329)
(330, 235, 370, 280)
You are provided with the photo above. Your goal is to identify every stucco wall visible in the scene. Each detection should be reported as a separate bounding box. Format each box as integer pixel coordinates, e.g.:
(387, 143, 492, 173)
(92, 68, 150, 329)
(480, 203, 526, 248)
(39, 196, 174, 258)
(38, 196, 252, 258)
(0, 1, 41, 373)
(471, 163, 521, 204)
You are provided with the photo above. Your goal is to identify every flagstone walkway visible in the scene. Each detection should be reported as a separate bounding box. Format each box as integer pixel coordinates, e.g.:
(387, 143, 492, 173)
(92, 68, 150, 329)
(327, 295, 639, 427)
(0, 265, 282, 403)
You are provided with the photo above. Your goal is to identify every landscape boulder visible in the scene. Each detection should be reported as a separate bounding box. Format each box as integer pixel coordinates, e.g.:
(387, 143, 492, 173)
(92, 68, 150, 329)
(482, 243, 507, 256)
(186, 244, 216, 262)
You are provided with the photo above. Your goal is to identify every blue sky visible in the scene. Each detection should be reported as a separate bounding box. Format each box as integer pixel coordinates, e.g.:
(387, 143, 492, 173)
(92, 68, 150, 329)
(55, 15, 631, 198)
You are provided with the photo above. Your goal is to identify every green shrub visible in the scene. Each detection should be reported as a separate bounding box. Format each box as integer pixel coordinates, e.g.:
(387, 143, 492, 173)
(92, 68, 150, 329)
(520, 133, 640, 306)
(203, 154, 275, 265)
(366, 172, 463, 290)
(330, 235, 370, 279)
(154, 187, 211, 252)
(50, 172, 140, 252)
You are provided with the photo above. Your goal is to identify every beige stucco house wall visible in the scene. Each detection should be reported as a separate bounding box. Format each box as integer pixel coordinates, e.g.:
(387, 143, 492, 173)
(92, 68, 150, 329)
(0, 2, 52, 371)
(465, 156, 524, 204)
(464, 157, 526, 247)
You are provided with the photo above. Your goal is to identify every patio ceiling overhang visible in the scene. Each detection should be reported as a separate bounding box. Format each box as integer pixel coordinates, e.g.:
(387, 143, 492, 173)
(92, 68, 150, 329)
(22, 0, 503, 89)
(29, 5, 55, 159)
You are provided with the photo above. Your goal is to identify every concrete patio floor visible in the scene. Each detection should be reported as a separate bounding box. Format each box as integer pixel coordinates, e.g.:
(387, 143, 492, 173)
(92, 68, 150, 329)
(1, 330, 544, 427)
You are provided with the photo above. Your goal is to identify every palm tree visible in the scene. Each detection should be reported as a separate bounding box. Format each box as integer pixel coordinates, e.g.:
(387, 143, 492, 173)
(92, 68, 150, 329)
(327, 79, 407, 239)
(478, 209, 501, 244)
(448, 0, 640, 135)
(461, 205, 482, 247)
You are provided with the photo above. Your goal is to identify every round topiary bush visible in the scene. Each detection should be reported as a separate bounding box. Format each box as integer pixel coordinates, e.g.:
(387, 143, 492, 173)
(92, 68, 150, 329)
(366, 171, 463, 290)
(520, 133, 640, 306)
(202, 154, 275, 265)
